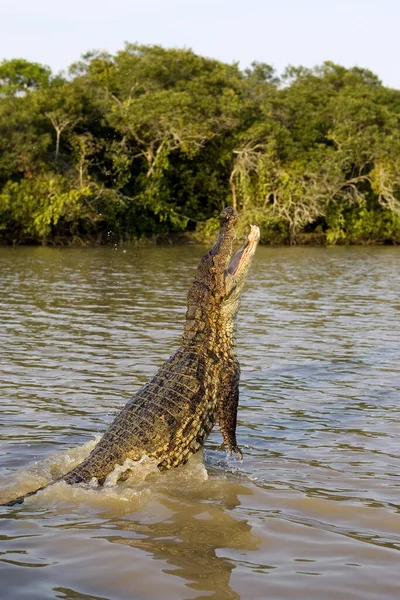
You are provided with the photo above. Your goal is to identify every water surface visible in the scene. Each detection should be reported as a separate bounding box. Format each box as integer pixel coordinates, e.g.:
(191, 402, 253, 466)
(1, 245, 400, 599)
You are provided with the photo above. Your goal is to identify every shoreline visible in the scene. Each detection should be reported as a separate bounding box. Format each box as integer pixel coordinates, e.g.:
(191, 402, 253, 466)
(0, 231, 398, 248)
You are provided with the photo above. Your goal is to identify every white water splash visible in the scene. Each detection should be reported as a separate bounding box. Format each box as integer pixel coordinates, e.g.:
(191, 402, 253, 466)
(1, 439, 208, 509)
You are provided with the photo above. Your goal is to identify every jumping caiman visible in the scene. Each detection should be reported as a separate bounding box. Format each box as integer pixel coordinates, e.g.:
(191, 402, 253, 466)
(3, 208, 260, 506)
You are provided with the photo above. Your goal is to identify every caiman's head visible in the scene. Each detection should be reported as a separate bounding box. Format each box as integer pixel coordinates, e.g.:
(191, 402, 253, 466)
(183, 207, 260, 346)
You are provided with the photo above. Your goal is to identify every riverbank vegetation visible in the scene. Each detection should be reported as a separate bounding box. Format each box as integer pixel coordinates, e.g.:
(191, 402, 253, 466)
(1, 45, 400, 245)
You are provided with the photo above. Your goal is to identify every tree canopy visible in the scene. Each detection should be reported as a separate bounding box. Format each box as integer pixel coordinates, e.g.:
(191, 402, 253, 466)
(1, 46, 400, 245)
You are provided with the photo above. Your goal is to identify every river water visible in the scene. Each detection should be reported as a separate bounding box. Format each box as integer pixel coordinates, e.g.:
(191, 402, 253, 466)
(0, 245, 399, 600)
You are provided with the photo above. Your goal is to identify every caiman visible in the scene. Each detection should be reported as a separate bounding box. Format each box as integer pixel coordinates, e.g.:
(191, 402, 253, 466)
(3, 208, 260, 506)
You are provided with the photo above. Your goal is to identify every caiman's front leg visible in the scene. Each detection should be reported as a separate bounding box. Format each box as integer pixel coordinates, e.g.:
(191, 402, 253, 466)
(218, 362, 243, 459)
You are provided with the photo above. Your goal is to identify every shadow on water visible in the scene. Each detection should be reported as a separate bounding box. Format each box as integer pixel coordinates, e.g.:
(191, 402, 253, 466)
(99, 483, 259, 600)
(54, 590, 110, 600)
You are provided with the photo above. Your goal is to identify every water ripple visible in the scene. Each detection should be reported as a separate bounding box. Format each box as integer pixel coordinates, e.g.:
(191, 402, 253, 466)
(1, 245, 400, 600)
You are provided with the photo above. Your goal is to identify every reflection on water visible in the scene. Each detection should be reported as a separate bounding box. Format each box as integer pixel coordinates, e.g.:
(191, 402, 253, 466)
(103, 480, 258, 600)
(1, 245, 400, 600)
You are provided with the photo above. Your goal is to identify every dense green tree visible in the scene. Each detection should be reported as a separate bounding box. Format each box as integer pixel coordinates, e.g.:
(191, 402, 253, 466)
(0, 47, 400, 245)
(0, 58, 51, 97)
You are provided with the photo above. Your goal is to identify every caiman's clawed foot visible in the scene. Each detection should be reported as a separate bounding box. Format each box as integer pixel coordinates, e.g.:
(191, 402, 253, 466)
(218, 443, 243, 460)
(230, 445, 243, 460)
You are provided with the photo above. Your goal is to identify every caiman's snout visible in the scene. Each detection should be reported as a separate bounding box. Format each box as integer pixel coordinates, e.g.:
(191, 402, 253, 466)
(219, 207, 238, 226)
(189, 207, 259, 311)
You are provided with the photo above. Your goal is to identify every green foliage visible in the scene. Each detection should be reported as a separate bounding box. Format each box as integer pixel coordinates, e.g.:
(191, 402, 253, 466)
(193, 216, 220, 244)
(0, 175, 85, 242)
(0, 174, 128, 244)
(0, 47, 400, 245)
(0, 59, 51, 96)
(325, 199, 400, 244)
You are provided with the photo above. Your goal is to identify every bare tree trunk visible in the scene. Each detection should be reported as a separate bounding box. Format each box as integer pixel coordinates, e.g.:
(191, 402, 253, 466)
(55, 129, 61, 161)
(146, 141, 165, 178)
(46, 112, 79, 161)
(229, 168, 238, 212)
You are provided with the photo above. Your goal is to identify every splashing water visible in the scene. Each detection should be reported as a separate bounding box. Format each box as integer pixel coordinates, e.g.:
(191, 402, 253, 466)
(1, 438, 209, 511)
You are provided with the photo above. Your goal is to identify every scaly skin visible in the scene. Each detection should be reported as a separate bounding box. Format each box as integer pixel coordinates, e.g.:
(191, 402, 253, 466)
(3, 208, 259, 505)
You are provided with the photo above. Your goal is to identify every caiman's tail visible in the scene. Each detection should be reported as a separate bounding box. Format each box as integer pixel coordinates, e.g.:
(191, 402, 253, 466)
(3, 461, 103, 506)
(2, 485, 48, 507)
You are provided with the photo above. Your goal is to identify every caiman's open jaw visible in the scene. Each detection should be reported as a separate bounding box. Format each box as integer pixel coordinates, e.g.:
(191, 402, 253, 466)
(227, 225, 260, 278)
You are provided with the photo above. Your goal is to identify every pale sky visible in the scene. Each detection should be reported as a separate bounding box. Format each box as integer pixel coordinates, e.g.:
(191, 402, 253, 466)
(1, 0, 399, 88)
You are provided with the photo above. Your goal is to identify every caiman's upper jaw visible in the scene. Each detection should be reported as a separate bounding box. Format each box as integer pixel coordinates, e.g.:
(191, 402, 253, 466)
(219, 206, 238, 228)
(227, 225, 260, 278)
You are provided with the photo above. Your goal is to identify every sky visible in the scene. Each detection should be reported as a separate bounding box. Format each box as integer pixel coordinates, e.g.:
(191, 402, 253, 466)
(1, 0, 400, 88)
